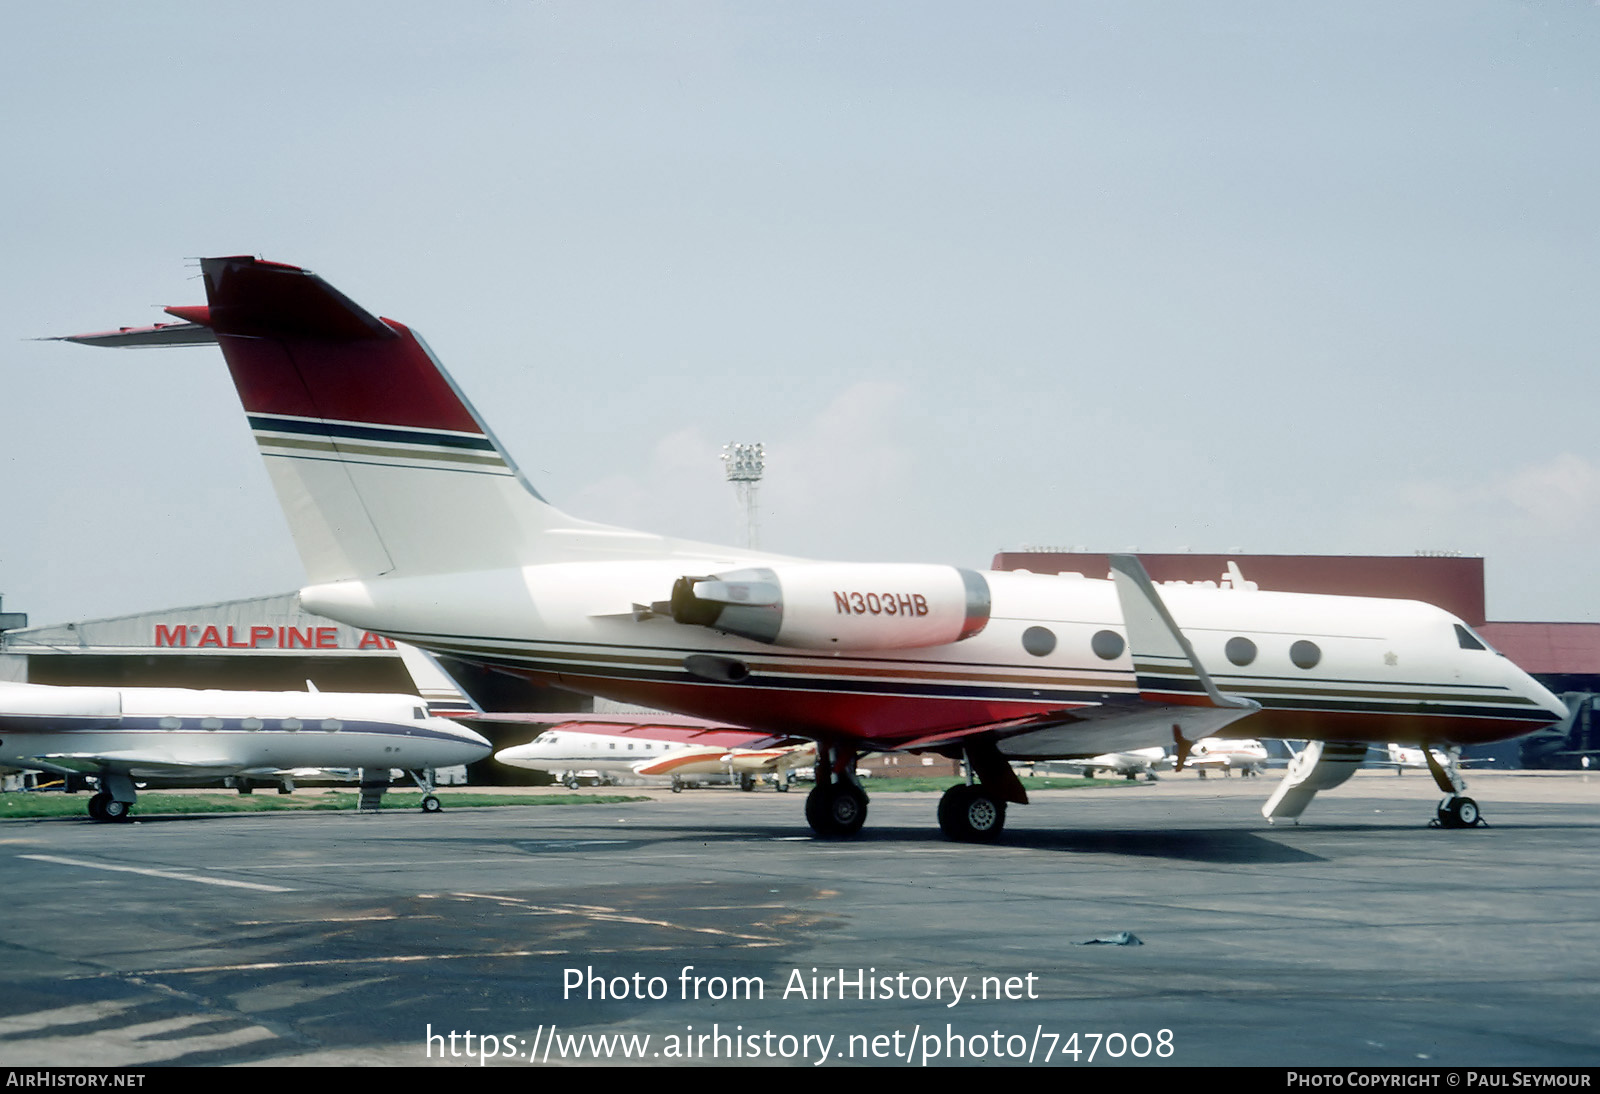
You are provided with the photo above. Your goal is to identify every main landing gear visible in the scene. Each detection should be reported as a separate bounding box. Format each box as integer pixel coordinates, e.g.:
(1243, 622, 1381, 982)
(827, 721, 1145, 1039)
(85, 773, 138, 823)
(936, 739, 1027, 843)
(937, 783, 1006, 842)
(800, 738, 1026, 842)
(805, 742, 868, 837)
(87, 792, 131, 823)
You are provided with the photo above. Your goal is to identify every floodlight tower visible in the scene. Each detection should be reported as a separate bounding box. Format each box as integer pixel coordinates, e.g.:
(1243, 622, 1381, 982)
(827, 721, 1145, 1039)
(721, 442, 765, 550)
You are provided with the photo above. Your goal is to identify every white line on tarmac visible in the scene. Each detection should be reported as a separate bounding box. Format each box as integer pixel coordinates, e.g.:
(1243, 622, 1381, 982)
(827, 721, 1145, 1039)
(19, 854, 295, 892)
(0, 999, 138, 1035)
(86, 942, 784, 978)
(233, 857, 512, 870)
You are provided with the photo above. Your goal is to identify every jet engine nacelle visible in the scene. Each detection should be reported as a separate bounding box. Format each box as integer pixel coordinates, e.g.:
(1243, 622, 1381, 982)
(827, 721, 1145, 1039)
(670, 563, 991, 651)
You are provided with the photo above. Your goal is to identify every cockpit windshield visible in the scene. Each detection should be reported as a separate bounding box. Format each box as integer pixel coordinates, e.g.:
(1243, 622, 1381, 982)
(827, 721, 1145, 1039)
(1454, 623, 1500, 655)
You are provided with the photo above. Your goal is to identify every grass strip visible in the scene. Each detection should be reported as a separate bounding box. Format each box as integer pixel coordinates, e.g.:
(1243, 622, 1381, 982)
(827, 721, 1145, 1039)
(0, 791, 648, 819)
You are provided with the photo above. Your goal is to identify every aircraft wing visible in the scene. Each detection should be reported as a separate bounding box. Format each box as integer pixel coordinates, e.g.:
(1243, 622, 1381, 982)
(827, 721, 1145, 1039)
(471, 712, 792, 749)
(625, 741, 811, 778)
(987, 700, 1260, 760)
(630, 745, 735, 778)
(720, 743, 818, 774)
(16, 752, 244, 778)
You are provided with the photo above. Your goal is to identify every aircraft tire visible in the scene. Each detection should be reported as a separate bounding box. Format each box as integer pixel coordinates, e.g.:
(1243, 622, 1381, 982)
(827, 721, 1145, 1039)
(421, 795, 442, 813)
(805, 784, 867, 837)
(740, 774, 756, 792)
(563, 774, 579, 790)
(937, 784, 1006, 843)
(775, 779, 790, 793)
(87, 793, 108, 821)
(1438, 796, 1481, 828)
(101, 798, 131, 822)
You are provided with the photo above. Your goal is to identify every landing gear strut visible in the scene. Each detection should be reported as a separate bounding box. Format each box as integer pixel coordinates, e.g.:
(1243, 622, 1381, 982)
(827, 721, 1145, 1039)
(406, 768, 444, 814)
(805, 743, 868, 837)
(1423, 745, 1485, 829)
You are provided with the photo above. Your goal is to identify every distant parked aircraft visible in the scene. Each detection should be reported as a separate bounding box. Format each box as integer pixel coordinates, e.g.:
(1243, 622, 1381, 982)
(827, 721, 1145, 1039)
(0, 682, 491, 822)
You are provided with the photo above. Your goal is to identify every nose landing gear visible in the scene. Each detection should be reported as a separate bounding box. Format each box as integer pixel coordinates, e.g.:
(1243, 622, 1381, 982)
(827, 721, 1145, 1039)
(1433, 795, 1483, 829)
(1423, 746, 1486, 829)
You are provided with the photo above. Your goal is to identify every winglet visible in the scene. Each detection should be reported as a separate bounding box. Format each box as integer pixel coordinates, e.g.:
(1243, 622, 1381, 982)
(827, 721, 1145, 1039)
(1108, 554, 1256, 713)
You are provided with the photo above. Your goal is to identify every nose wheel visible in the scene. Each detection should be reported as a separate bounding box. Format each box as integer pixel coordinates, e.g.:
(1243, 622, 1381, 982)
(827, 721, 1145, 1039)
(1433, 795, 1484, 829)
(1420, 745, 1486, 828)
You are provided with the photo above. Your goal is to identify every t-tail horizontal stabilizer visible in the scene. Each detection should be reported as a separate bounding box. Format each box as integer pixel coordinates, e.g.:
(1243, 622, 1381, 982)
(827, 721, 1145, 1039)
(1107, 554, 1259, 756)
(44, 321, 218, 348)
(1261, 740, 1369, 822)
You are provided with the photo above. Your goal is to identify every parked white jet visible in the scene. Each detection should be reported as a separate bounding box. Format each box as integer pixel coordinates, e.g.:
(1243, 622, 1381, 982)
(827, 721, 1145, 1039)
(1372, 743, 1463, 772)
(57, 257, 1569, 840)
(1037, 747, 1168, 781)
(492, 716, 815, 791)
(1185, 738, 1270, 777)
(0, 682, 492, 821)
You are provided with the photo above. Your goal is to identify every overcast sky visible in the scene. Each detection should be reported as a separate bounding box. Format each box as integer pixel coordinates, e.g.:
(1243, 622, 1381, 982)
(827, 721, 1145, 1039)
(3, 2, 1598, 627)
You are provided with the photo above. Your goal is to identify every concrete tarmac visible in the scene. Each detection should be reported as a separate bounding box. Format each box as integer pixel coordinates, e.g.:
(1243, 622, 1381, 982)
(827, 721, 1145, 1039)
(1, 770, 1596, 1067)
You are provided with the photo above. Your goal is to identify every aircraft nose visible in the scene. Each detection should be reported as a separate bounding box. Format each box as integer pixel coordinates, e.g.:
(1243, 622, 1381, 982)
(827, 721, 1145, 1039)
(436, 719, 493, 763)
(1510, 664, 1569, 724)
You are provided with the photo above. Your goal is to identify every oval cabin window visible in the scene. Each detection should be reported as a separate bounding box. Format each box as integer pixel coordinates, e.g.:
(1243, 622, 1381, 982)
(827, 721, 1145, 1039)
(1021, 626, 1057, 657)
(1091, 629, 1126, 660)
(1290, 640, 1322, 670)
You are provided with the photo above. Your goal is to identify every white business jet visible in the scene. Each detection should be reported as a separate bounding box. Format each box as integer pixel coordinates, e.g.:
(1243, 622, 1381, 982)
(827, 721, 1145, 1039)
(54, 257, 1568, 840)
(488, 712, 812, 790)
(0, 681, 492, 821)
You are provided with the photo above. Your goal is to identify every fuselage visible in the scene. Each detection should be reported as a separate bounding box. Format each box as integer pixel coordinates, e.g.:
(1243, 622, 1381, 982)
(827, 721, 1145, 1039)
(302, 561, 1567, 757)
(1188, 738, 1270, 770)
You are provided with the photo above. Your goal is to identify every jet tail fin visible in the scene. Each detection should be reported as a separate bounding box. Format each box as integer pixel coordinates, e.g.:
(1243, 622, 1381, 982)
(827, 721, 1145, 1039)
(58, 257, 658, 585)
(59, 256, 775, 585)
(192, 256, 559, 583)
